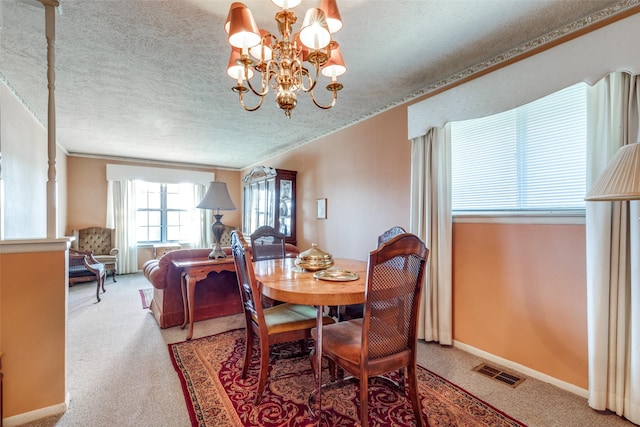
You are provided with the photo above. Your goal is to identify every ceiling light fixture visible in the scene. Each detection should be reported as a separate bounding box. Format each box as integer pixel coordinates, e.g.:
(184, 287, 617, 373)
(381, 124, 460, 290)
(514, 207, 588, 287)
(225, 0, 346, 118)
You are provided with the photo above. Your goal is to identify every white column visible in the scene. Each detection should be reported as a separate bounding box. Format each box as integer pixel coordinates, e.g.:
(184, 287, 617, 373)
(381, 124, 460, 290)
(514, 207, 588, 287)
(42, 0, 60, 238)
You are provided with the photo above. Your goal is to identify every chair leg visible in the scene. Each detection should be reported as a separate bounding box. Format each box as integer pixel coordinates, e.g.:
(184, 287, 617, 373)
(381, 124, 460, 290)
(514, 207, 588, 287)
(328, 358, 336, 382)
(407, 363, 424, 427)
(95, 274, 101, 303)
(242, 327, 253, 378)
(254, 338, 270, 404)
(309, 346, 317, 375)
(96, 272, 106, 302)
(112, 269, 117, 283)
(396, 367, 406, 393)
(359, 376, 369, 427)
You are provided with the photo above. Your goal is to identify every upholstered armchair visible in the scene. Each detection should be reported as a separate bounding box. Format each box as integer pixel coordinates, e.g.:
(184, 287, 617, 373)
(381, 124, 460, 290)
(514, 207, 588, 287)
(72, 227, 119, 282)
(218, 225, 236, 249)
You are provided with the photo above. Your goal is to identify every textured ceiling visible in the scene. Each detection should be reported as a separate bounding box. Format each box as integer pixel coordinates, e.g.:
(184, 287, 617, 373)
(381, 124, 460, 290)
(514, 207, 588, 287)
(0, 0, 632, 170)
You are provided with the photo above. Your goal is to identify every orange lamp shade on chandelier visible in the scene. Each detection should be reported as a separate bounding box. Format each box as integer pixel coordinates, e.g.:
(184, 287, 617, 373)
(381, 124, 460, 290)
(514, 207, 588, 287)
(224, 0, 347, 118)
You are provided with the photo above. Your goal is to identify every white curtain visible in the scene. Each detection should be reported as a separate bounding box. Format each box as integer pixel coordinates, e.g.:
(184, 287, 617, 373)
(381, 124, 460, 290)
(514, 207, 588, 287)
(106, 180, 138, 274)
(586, 71, 640, 423)
(410, 125, 453, 344)
(194, 183, 211, 249)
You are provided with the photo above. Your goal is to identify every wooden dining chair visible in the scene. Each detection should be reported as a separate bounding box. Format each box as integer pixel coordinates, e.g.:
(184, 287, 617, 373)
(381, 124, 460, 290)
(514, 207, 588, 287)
(230, 230, 335, 404)
(249, 225, 286, 261)
(249, 225, 287, 303)
(377, 225, 406, 247)
(341, 226, 408, 321)
(311, 232, 429, 427)
(250, 225, 287, 308)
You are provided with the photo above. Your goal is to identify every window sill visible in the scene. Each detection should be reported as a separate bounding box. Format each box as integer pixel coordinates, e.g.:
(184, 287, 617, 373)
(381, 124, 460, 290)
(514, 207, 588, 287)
(137, 242, 192, 248)
(453, 211, 585, 225)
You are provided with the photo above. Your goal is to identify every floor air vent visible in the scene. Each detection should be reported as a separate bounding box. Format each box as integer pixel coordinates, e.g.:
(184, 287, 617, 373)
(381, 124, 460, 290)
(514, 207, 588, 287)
(473, 363, 525, 388)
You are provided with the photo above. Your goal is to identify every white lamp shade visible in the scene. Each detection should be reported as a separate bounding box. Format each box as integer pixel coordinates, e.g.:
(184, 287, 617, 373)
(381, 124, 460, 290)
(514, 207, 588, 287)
(227, 4, 261, 49)
(321, 43, 346, 77)
(585, 142, 640, 201)
(319, 0, 342, 33)
(197, 182, 237, 210)
(299, 8, 331, 50)
(293, 32, 309, 61)
(271, 0, 302, 9)
(227, 48, 254, 81)
(249, 30, 273, 62)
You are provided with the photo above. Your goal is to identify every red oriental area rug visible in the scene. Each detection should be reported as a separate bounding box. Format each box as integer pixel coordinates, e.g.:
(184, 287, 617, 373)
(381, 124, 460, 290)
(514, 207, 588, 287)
(169, 329, 526, 427)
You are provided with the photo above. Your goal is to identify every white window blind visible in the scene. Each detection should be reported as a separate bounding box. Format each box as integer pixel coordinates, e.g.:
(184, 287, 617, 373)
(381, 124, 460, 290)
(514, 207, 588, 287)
(451, 82, 587, 213)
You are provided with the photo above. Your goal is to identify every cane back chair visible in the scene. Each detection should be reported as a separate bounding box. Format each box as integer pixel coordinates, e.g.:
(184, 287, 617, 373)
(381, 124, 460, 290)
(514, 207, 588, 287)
(230, 230, 334, 403)
(249, 225, 286, 261)
(312, 232, 429, 427)
(341, 226, 408, 321)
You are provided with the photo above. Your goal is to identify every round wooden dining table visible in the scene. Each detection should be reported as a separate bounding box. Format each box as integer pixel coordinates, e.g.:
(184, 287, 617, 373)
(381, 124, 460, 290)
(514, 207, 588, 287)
(253, 257, 367, 420)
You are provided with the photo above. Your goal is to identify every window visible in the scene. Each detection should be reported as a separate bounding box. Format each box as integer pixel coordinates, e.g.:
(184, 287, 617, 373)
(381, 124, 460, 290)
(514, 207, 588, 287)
(136, 182, 197, 243)
(451, 83, 587, 214)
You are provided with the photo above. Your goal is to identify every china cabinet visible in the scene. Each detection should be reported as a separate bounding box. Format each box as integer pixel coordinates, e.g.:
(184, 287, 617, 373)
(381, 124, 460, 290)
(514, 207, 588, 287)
(242, 167, 297, 245)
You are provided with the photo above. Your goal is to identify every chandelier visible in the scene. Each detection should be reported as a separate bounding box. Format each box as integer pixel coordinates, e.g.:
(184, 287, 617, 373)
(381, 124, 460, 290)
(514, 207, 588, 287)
(225, 0, 346, 118)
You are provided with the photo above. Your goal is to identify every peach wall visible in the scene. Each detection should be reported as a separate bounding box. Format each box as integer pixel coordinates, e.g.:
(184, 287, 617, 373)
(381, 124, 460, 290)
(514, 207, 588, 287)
(242, 106, 412, 260)
(66, 157, 109, 232)
(453, 222, 588, 388)
(0, 242, 69, 418)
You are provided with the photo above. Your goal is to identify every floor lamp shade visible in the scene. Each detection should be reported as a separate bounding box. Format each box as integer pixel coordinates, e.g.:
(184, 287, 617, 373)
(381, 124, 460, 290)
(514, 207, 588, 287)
(585, 142, 640, 201)
(197, 181, 237, 258)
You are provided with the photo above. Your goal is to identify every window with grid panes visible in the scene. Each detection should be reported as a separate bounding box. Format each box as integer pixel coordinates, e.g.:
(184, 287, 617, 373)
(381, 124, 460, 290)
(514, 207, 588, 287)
(136, 182, 196, 243)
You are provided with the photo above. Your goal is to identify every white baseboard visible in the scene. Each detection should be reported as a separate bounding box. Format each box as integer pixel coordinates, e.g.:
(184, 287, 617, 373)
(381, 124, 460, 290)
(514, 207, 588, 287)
(453, 340, 589, 399)
(2, 393, 70, 427)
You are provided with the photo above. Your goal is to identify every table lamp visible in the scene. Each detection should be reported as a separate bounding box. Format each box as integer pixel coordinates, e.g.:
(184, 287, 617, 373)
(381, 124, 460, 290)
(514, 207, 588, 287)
(197, 181, 237, 259)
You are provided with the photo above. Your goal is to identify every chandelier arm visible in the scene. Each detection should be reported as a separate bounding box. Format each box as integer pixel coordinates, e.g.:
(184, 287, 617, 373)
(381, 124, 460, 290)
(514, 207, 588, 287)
(238, 89, 265, 112)
(244, 62, 270, 97)
(298, 61, 320, 93)
(268, 60, 279, 90)
(309, 87, 338, 110)
(244, 76, 269, 97)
